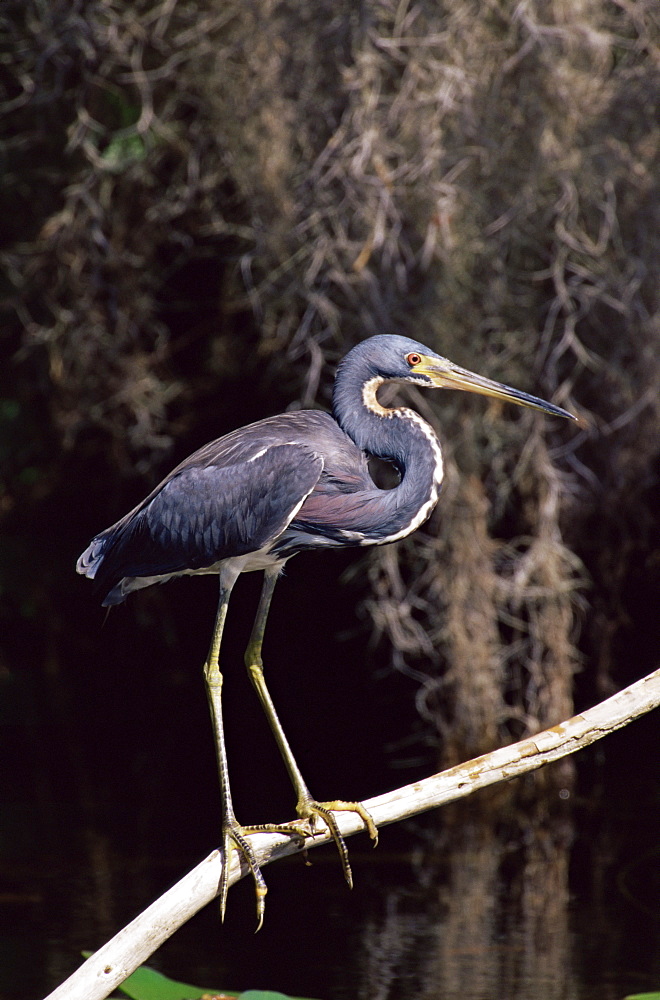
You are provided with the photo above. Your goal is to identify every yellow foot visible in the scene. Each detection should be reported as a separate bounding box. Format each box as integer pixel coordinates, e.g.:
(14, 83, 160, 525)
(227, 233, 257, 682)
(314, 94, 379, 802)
(220, 819, 307, 931)
(298, 799, 378, 889)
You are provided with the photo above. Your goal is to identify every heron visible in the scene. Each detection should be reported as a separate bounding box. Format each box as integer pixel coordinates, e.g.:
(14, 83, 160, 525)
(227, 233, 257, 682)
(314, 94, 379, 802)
(77, 334, 575, 926)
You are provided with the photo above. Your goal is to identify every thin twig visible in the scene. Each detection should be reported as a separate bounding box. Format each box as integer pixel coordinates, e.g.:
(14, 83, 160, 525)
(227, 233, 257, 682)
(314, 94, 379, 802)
(43, 668, 660, 1000)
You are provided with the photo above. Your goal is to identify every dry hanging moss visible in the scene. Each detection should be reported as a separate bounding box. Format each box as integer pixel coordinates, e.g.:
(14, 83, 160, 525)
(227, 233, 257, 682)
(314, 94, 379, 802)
(2, 0, 658, 763)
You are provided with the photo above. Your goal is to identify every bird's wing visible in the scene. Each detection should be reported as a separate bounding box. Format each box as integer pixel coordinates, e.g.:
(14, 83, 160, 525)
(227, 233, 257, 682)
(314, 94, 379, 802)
(83, 443, 324, 596)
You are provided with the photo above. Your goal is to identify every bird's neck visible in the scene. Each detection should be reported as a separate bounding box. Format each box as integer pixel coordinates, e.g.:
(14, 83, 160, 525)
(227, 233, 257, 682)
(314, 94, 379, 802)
(333, 372, 445, 535)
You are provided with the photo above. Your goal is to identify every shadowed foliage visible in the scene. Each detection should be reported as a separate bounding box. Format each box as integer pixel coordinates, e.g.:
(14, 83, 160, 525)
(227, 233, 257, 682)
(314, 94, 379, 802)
(1, 0, 658, 766)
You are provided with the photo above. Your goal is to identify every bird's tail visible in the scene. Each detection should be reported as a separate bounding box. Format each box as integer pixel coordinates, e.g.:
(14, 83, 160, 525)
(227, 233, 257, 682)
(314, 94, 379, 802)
(76, 531, 113, 580)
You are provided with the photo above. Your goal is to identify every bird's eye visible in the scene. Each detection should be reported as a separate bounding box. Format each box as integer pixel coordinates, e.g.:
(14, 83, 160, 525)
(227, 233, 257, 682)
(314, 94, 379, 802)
(406, 353, 422, 367)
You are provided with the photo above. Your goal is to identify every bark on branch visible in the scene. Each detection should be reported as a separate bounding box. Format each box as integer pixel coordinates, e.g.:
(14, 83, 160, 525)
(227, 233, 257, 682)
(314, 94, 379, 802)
(43, 667, 660, 1000)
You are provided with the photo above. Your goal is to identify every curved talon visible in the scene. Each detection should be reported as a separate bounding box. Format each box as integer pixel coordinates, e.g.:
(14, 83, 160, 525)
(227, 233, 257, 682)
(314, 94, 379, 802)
(220, 822, 267, 931)
(220, 820, 307, 931)
(298, 799, 379, 889)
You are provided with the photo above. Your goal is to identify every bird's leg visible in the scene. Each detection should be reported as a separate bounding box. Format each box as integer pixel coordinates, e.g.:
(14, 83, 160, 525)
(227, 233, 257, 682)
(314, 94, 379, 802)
(245, 568, 378, 890)
(204, 575, 269, 928)
(205, 573, 307, 930)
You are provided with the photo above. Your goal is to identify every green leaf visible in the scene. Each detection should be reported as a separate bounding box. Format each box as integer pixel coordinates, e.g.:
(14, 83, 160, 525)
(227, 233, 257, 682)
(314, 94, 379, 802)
(112, 965, 321, 1000)
(624, 993, 660, 1000)
(238, 993, 315, 1000)
(80, 954, 321, 1000)
(101, 133, 147, 172)
(115, 963, 236, 1000)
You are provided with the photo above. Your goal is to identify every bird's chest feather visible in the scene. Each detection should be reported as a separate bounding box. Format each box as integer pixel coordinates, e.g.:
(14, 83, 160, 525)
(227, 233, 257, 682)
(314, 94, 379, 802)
(281, 442, 441, 551)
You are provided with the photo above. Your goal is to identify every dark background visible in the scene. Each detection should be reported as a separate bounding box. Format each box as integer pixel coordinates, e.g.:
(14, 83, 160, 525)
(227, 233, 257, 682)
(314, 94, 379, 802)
(1, 0, 658, 996)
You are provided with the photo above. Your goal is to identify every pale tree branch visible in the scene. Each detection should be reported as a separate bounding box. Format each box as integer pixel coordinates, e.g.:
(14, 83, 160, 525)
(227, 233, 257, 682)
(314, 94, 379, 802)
(44, 668, 660, 1000)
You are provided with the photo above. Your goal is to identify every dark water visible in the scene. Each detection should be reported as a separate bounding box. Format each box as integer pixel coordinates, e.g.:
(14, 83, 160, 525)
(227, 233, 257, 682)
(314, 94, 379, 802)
(1, 557, 658, 1000)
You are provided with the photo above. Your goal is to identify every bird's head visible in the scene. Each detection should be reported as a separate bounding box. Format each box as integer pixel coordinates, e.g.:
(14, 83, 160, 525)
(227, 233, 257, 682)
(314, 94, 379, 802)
(345, 334, 576, 422)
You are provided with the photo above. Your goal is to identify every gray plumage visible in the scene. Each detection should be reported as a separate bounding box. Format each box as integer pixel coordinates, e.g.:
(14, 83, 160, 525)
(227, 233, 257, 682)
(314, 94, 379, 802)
(77, 336, 447, 605)
(76, 333, 575, 926)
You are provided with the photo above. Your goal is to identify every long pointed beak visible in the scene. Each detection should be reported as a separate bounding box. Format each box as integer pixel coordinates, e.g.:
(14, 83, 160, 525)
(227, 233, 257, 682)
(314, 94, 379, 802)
(417, 355, 577, 422)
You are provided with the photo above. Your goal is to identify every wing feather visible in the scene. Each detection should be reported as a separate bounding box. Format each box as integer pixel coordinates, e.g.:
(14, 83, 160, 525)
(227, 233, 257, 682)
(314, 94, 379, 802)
(79, 443, 323, 603)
